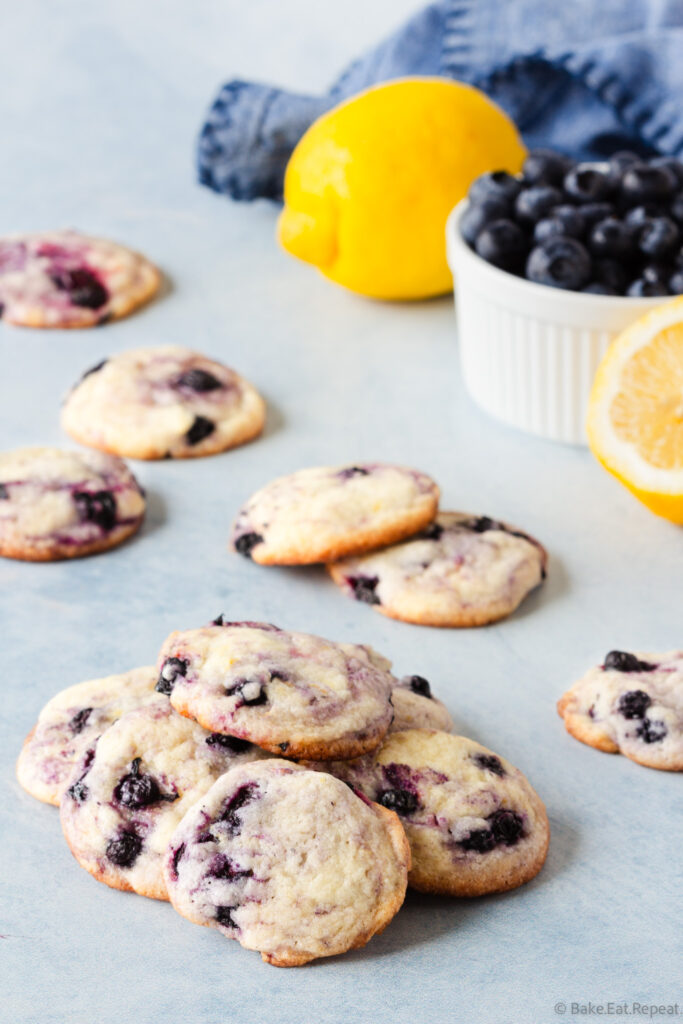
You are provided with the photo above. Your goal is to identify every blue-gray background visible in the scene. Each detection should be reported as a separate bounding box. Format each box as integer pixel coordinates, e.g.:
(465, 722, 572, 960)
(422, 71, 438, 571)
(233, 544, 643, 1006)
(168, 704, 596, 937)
(0, 3, 680, 1023)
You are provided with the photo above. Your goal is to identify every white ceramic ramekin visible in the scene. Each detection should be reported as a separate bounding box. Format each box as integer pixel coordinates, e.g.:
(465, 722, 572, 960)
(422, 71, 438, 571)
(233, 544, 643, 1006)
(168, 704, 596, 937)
(446, 201, 665, 445)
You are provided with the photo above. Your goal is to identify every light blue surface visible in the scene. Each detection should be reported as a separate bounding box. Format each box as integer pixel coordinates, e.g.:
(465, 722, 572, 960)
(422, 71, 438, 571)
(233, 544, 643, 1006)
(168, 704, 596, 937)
(1, 4, 681, 1024)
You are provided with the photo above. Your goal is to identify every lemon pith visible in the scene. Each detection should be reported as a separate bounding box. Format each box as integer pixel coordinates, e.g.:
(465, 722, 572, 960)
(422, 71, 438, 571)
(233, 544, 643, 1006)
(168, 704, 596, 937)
(278, 77, 526, 300)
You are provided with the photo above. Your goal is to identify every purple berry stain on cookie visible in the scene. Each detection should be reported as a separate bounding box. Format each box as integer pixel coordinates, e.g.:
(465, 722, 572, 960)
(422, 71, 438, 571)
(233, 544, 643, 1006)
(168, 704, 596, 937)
(0, 484, 8, 499)
(209, 855, 253, 881)
(226, 679, 267, 707)
(113, 757, 164, 809)
(175, 368, 222, 392)
(234, 533, 264, 559)
(67, 779, 89, 803)
(205, 733, 251, 753)
(346, 575, 380, 606)
(604, 651, 657, 673)
(459, 809, 525, 853)
(73, 490, 117, 531)
(379, 789, 419, 815)
(69, 707, 93, 734)
(474, 754, 506, 777)
(156, 657, 188, 695)
(338, 466, 370, 480)
(220, 783, 259, 837)
(185, 415, 215, 445)
(617, 690, 652, 719)
(106, 829, 143, 867)
(407, 675, 432, 699)
(170, 843, 186, 880)
(51, 267, 109, 309)
(636, 719, 667, 744)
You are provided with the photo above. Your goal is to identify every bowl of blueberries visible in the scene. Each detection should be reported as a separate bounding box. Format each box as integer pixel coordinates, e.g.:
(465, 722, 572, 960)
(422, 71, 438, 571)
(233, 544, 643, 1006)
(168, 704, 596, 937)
(446, 148, 683, 444)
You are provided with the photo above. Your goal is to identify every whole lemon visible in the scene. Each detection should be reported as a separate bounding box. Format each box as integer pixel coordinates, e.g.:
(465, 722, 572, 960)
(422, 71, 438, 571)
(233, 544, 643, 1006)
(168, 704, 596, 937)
(277, 77, 526, 300)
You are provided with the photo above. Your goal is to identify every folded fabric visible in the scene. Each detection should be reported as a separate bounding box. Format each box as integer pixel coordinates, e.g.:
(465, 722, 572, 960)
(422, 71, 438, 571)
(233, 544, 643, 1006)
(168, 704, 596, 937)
(198, 0, 683, 202)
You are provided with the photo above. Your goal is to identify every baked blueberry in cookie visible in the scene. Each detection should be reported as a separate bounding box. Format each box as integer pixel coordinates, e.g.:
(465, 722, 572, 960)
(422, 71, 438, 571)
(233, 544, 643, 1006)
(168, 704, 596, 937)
(389, 676, 454, 733)
(155, 621, 396, 760)
(0, 230, 159, 327)
(0, 447, 146, 561)
(16, 666, 159, 806)
(230, 463, 439, 565)
(328, 511, 547, 626)
(60, 701, 267, 901)
(163, 759, 410, 966)
(61, 346, 265, 460)
(305, 729, 549, 896)
(558, 650, 683, 770)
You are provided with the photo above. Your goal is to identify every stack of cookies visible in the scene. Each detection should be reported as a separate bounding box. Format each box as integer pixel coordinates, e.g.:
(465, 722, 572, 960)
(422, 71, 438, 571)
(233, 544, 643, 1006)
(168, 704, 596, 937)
(17, 620, 550, 967)
(230, 463, 548, 627)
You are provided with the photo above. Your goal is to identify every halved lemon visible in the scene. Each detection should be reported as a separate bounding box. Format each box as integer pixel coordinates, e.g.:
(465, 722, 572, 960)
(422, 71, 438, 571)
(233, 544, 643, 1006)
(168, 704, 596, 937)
(587, 297, 683, 524)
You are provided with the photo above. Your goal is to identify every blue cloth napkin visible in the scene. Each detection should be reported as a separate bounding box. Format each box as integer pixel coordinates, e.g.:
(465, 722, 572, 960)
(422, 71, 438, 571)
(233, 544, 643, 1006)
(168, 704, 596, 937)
(198, 0, 683, 201)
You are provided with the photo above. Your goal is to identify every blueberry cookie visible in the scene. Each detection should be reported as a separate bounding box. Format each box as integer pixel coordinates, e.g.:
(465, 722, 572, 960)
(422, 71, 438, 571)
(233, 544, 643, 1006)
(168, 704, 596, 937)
(307, 729, 549, 896)
(156, 621, 395, 760)
(390, 676, 454, 733)
(164, 759, 410, 965)
(61, 346, 266, 460)
(328, 512, 547, 626)
(230, 463, 439, 565)
(0, 230, 159, 327)
(60, 701, 266, 901)
(0, 447, 146, 561)
(557, 649, 683, 771)
(16, 666, 160, 806)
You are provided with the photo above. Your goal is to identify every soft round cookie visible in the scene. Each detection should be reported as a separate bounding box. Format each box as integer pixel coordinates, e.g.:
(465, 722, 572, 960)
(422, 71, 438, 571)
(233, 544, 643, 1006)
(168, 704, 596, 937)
(16, 666, 159, 806)
(307, 729, 549, 896)
(0, 447, 146, 560)
(62, 346, 266, 460)
(230, 463, 439, 564)
(557, 649, 683, 771)
(327, 512, 547, 626)
(390, 675, 454, 733)
(164, 758, 410, 966)
(155, 621, 395, 760)
(0, 230, 159, 327)
(60, 701, 266, 901)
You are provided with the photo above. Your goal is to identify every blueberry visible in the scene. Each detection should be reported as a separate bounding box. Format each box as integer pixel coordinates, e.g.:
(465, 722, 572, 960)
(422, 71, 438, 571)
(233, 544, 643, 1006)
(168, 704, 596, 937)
(636, 719, 667, 744)
(620, 164, 677, 206)
(185, 415, 215, 445)
(67, 779, 89, 802)
(474, 220, 527, 272)
(215, 906, 238, 929)
(170, 843, 185, 879)
(51, 268, 109, 309)
(669, 192, 683, 225)
(462, 515, 502, 533)
(73, 490, 117, 531)
(582, 283, 618, 295)
(0, 303, 4, 318)
(489, 809, 525, 846)
(378, 789, 419, 815)
(106, 830, 142, 867)
(206, 733, 251, 753)
(641, 263, 670, 287)
(460, 197, 511, 246)
(468, 170, 522, 205)
(592, 259, 627, 293)
(209, 856, 253, 881)
(604, 650, 656, 673)
(338, 466, 370, 480)
(175, 368, 222, 392)
(588, 218, 635, 260)
(617, 690, 652, 719)
(624, 204, 665, 228)
(650, 156, 683, 186)
(526, 237, 592, 291)
(114, 758, 163, 808)
(669, 270, 683, 294)
(234, 532, 264, 559)
(608, 151, 641, 176)
(226, 679, 267, 706)
(563, 165, 614, 203)
(459, 825, 497, 853)
(419, 522, 444, 541)
(155, 656, 188, 695)
(533, 206, 585, 244)
(514, 186, 564, 225)
(69, 707, 92, 734)
(522, 149, 572, 187)
(637, 216, 679, 258)
(0, 484, 7, 500)
(408, 675, 432, 699)
(474, 754, 506, 777)
(346, 575, 380, 606)
(79, 358, 108, 382)
(626, 278, 669, 297)
(220, 783, 258, 836)
(580, 202, 616, 227)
